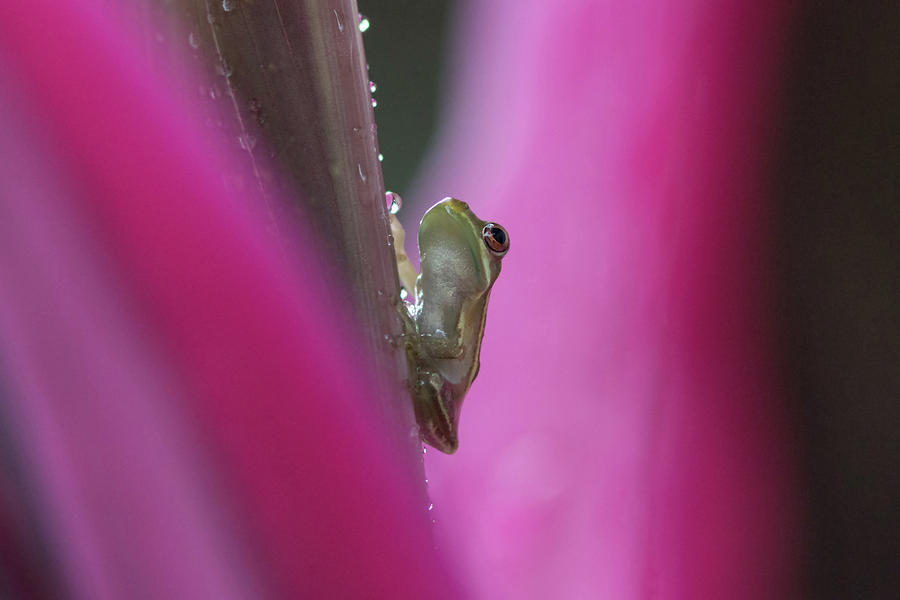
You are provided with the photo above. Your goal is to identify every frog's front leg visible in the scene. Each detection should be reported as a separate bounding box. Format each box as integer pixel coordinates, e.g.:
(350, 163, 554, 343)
(389, 211, 418, 295)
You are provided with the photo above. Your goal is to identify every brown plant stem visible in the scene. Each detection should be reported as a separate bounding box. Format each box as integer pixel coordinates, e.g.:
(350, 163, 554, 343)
(176, 0, 425, 497)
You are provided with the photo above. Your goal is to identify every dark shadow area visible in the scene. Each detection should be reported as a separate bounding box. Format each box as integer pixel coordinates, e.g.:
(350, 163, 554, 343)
(774, 3, 900, 597)
(360, 0, 452, 196)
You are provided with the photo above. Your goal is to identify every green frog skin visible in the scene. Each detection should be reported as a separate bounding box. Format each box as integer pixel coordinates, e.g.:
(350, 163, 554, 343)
(392, 198, 509, 453)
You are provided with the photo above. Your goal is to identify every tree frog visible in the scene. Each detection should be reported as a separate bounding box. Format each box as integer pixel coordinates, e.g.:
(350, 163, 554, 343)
(390, 197, 509, 453)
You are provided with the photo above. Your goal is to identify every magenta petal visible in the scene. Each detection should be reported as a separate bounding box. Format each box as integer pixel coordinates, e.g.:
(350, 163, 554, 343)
(415, 2, 797, 598)
(0, 1, 455, 598)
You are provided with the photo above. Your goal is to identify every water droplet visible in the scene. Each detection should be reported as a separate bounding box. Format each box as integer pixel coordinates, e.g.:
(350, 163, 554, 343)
(188, 32, 200, 49)
(385, 191, 402, 214)
(427, 503, 434, 511)
(357, 164, 367, 183)
(238, 134, 257, 151)
(215, 59, 233, 78)
(371, 98, 378, 108)
(369, 80, 377, 93)
(358, 14, 370, 32)
(424, 478, 429, 485)
(400, 288, 409, 301)
(423, 446, 427, 455)
(378, 153, 384, 162)
(222, 0, 236, 13)
(333, 9, 344, 32)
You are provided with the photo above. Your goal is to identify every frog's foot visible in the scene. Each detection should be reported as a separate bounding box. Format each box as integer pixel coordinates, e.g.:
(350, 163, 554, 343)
(412, 369, 459, 454)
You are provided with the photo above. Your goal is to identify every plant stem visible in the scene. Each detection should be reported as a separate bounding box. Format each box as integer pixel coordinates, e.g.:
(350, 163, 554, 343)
(179, 0, 425, 494)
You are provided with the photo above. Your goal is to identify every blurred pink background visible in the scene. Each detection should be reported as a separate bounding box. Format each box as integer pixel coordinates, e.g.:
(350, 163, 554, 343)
(0, 0, 802, 598)
(413, 2, 796, 598)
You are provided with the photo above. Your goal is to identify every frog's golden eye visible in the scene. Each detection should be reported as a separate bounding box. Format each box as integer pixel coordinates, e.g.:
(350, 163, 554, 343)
(482, 223, 509, 256)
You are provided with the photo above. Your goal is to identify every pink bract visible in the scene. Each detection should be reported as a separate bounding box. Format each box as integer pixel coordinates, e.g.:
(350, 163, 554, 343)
(0, 1, 455, 598)
(0, 0, 800, 597)
(413, 2, 798, 598)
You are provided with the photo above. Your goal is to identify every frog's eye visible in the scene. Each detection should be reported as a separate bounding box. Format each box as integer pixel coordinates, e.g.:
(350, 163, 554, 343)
(482, 223, 509, 256)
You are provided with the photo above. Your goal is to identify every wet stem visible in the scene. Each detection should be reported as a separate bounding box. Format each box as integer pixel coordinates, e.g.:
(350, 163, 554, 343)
(171, 0, 428, 499)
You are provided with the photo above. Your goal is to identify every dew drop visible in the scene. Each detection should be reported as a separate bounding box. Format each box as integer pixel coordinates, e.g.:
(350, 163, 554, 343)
(222, 0, 236, 13)
(333, 9, 344, 32)
(358, 14, 370, 32)
(215, 59, 233, 78)
(357, 164, 367, 183)
(385, 191, 402, 215)
(422, 446, 427, 455)
(188, 32, 200, 49)
(427, 503, 434, 511)
(378, 153, 384, 162)
(369, 80, 377, 93)
(371, 98, 378, 108)
(238, 134, 257, 151)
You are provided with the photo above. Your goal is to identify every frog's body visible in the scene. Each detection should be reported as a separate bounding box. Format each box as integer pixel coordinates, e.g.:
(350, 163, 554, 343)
(392, 198, 508, 453)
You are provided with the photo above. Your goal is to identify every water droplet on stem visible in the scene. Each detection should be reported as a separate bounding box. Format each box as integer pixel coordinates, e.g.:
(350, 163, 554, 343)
(238, 134, 257, 151)
(215, 59, 233, 78)
(385, 191, 402, 214)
